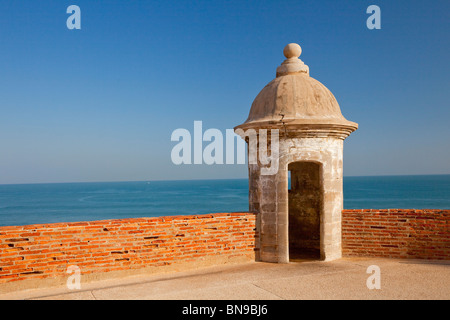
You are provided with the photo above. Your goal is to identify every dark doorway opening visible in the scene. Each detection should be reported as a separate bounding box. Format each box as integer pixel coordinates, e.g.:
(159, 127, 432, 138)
(288, 162, 322, 261)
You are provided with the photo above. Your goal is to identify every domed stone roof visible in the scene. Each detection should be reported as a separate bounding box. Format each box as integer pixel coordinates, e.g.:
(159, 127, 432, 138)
(235, 43, 358, 138)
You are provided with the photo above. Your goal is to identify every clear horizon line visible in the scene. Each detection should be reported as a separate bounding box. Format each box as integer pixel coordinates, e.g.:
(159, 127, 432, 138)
(1, 173, 450, 186)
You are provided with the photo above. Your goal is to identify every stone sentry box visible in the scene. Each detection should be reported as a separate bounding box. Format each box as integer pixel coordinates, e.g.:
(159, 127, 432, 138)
(235, 43, 358, 263)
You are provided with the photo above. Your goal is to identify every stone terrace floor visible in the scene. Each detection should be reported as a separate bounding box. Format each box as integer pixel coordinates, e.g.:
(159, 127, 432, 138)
(1, 257, 449, 300)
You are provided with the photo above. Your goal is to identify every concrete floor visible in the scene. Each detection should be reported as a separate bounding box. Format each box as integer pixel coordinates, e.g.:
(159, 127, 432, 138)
(1, 257, 449, 300)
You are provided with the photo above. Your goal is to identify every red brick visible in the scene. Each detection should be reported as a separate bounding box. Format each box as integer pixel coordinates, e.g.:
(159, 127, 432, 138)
(0, 212, 258, 284)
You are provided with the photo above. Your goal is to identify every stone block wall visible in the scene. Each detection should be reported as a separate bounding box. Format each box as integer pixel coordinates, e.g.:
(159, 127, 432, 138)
(250, 137, 345, 263)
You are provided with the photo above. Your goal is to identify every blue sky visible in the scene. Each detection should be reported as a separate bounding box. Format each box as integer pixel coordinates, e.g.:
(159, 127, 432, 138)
(0, 0, 449, 184)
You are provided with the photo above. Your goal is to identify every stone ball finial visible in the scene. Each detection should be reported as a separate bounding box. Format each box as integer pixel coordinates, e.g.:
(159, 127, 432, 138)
(283, 43, 302, 59)
(277, 43, 309, 77)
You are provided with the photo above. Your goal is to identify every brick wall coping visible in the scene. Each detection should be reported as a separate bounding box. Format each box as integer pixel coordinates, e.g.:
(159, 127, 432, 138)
(343, 209, 449, 213)
(0, 212, 257, 230)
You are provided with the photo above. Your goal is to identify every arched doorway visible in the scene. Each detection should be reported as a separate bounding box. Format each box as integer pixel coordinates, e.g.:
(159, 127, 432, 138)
(288, 161, 323, 261)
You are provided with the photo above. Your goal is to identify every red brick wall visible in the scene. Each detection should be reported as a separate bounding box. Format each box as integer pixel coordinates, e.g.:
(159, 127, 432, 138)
(0, 212, 257, 284)
(342, 209, 450, 260)
(2, 209, 448, 285)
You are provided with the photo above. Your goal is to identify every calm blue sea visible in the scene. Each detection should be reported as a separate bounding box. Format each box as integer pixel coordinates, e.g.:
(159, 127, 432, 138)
(0, 175, 449, 227)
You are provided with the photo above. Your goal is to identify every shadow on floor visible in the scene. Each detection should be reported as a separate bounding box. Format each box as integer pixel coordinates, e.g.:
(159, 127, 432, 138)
(289, 248, 321, 262)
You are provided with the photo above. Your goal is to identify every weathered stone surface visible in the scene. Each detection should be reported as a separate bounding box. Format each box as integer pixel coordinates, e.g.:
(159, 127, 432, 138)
(235, 43, 357, 263)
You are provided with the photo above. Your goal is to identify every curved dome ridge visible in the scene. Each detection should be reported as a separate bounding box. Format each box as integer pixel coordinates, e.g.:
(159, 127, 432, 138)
(236, 43, 358, 137)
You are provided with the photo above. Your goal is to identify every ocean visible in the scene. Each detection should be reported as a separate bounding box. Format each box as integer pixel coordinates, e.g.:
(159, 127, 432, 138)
(0, 175, 449, 227)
